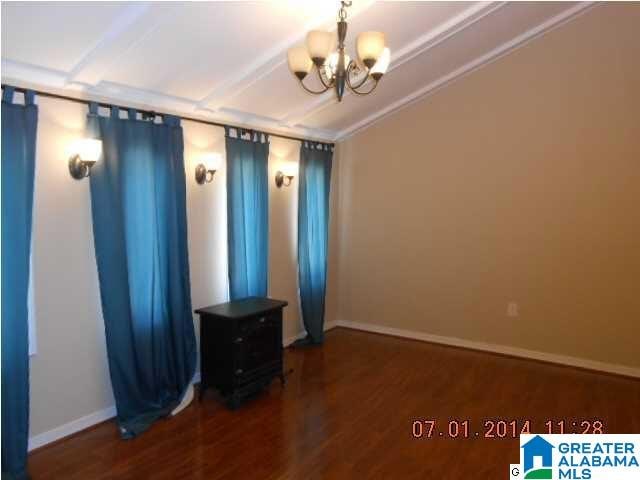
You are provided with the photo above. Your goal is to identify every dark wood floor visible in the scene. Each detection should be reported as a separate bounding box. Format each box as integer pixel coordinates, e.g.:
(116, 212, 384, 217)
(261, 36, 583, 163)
(28, 328, 640, 479)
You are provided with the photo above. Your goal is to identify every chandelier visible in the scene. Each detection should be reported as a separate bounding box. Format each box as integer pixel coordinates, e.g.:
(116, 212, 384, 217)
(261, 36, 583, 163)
(287, 1, 390, 102)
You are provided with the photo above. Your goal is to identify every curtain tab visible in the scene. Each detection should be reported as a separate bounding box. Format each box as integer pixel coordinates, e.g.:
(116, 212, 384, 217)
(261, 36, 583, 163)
(88, 101, 99, 115)
(128, 108, 137, 121)
(24, 90, 36, 105)
(164, 115, 180, 127)
(2, 86, 15, 103)
(110, 106, 120, 118)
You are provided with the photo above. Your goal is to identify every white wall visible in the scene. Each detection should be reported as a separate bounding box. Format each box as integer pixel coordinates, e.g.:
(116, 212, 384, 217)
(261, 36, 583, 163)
(30, 97, 113, 439)
(28, 97, 318, 442)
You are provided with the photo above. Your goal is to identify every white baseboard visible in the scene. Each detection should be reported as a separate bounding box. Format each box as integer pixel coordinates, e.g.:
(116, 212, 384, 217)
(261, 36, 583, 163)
(28, 323, 342, 453)
(28, 405, 117, 452)
(29, 370, 203, 452)
(335, 320, 640, 379)
(30, 319, 634, 452)
(283, 320, 338, 347)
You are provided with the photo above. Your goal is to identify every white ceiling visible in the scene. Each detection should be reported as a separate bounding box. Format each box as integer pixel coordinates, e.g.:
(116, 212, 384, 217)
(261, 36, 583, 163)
(1, 1, 594, 141)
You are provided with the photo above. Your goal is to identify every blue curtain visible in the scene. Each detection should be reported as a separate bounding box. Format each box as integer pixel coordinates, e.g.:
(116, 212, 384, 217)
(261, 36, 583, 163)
(87, 104, 196, 438)
(225, 127, 269, 300)
(1, 87, 38, 480)
(297, 142, 333, 345)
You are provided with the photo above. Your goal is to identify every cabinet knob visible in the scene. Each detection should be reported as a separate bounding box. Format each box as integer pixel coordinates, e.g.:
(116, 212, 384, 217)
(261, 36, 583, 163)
(235, 369, 243, 375)
(259, 317, 266, 323)
(235, 337, 243, 343)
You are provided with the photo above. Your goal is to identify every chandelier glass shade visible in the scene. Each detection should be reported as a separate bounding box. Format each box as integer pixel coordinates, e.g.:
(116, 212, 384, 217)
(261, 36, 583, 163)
(286, 1, 390, 102)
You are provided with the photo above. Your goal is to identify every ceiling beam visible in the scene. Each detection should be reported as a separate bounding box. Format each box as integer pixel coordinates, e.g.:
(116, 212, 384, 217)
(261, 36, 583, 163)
(280, 1, 506, 129)
(64, 3, 179, 88)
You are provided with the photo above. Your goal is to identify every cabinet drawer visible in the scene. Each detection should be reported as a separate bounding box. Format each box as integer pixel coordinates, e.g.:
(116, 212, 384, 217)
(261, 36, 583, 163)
(232, 361, 282, 386)
(237, 313, 277, 334)
(233, 322, 281, 372)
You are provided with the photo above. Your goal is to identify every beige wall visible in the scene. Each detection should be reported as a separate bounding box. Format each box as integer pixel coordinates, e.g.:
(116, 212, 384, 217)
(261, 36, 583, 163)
(28, 100, 338, 439)
(335, 3, 640, 368)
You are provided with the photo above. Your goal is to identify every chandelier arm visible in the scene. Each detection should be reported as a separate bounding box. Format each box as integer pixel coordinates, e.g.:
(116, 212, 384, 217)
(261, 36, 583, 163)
(348, 78, 380, 96)
(298, 76, 331, 95)
(316, 66, 335, 89)
(346, 61, 370, 90)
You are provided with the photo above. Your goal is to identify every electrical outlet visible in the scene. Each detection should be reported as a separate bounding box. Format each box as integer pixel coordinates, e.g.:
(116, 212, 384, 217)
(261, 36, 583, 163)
(507, 302, 519, 317)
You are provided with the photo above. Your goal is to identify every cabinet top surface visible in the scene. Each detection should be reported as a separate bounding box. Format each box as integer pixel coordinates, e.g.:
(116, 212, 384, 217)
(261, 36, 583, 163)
(194, 297, 288, 319)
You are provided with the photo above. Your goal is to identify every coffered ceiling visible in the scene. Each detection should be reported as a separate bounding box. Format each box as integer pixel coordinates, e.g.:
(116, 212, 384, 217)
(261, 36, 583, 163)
(1, 1, 594, 141)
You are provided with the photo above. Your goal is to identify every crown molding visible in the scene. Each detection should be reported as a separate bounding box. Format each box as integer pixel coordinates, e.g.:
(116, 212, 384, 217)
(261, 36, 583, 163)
(335, 1, 596, 141)
(1, 69, 337, 142)
(281, 1, 506, 128)
(2, 59, 68, 88)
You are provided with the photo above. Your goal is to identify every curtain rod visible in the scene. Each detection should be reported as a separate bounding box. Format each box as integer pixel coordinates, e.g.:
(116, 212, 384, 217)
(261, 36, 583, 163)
(1, 83, 334, 146)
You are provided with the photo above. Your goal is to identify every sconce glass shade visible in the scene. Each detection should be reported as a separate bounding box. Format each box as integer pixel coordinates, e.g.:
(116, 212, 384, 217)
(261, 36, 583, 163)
(370, 47, 390, 80)
(77, 138, 102, 163)
(69, 138, 102, 180)
(306, 30, 334, 65)
(356, 31, 386, 68)
(202, 152, 222, 171)
(323, 52, 350, 79)
(287, 46, 313, 79)
(281, 161, 299, 177)
(275, 161, 298, 188)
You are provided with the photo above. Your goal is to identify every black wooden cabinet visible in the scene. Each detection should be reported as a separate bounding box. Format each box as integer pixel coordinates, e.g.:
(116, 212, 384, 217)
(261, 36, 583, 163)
(195, 297, 288, 409)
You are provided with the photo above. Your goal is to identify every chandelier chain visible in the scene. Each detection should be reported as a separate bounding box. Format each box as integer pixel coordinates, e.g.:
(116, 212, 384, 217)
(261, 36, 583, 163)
(338, 1, 352, 22)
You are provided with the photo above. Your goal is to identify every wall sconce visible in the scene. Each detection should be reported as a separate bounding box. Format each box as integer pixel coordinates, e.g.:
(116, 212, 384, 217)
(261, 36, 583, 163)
(195, 153, 221, 185)
(275, 161, 298, 188)
(69, 138, 102, 180)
